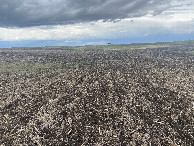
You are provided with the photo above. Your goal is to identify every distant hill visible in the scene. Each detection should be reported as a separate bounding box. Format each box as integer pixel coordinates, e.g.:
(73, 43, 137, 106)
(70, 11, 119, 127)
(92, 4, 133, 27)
(169, 40, 194, 45)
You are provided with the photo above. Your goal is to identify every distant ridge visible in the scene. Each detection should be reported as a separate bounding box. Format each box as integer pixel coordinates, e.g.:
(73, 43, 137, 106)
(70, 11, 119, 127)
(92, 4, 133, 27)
(0, 40, 194, 49)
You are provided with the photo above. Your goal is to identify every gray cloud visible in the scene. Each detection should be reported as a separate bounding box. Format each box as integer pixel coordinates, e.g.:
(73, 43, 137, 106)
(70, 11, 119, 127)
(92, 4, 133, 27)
(0, 0, 171, 27)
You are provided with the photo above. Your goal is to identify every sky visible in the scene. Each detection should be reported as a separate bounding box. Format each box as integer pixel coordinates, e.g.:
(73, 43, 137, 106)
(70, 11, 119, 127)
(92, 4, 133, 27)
(0, 0, 194, 47)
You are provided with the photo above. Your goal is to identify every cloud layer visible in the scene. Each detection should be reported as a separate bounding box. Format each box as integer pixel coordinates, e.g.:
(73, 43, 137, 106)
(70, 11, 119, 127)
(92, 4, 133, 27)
(0, 0, 171, 27)
(1, 0, 194, 47)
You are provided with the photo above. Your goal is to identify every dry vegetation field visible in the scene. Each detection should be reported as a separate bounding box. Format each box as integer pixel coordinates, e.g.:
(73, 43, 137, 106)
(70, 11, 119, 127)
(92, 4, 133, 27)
(0, 44, 194, 145)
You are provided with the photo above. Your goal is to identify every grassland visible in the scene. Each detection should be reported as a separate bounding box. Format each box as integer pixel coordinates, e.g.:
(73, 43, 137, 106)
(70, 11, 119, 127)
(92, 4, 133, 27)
(45, 44, 171, 50)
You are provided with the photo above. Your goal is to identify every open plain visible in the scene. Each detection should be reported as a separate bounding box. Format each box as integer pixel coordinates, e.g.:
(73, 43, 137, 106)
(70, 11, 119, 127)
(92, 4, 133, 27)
(0, 43, 193, 145)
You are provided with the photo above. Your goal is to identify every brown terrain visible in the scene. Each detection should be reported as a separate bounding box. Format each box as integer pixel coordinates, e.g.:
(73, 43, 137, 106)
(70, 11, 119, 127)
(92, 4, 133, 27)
(0, 45, 193, 145)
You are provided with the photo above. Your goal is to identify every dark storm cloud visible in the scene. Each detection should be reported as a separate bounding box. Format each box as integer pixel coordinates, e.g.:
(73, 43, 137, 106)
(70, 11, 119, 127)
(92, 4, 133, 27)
(0, 0, 171, 27)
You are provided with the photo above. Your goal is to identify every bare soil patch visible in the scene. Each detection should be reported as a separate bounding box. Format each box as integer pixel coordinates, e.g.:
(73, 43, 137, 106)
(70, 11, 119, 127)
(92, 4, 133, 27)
(0, 46, 193, 145)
